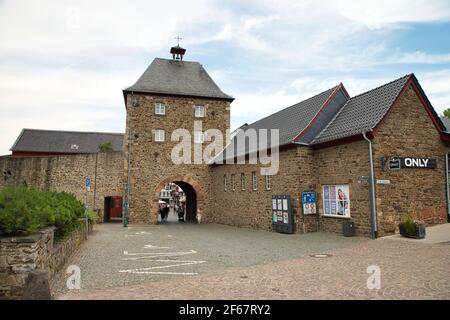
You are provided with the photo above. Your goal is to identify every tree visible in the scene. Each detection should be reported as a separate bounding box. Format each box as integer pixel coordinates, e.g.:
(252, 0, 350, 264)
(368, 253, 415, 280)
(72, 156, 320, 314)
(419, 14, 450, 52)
(443, 108, 450, 119)
(98, 141, 113, 153)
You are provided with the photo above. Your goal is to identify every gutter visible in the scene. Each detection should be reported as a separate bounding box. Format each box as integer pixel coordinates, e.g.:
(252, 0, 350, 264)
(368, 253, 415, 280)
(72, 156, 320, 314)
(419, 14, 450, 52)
(362, 131, 378, 239)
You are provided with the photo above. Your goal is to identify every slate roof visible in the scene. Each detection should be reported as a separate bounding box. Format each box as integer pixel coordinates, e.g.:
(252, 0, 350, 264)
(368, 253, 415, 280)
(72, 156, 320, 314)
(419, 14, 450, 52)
(213, 85, 340, 162)
(124, 58, 233, 101)
(441, 117, 450, 132)
(10, 129, 124, 154)
(311, 74, 411, 145)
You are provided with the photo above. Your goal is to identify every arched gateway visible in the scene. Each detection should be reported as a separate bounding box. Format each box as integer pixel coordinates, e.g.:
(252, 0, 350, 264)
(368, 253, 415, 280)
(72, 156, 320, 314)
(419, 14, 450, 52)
(151, 175, 206, 223)
(122, 45, 233, 225)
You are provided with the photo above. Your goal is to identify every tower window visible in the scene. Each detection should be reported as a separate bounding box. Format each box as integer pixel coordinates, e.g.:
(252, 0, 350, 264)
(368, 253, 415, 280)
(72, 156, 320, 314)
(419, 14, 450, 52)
(155, 102, 166, 115)
(195, 105, 205, 118)
(224, 174, 227, 191)
(231, 174, 236, 191)
(194, 131, 204, 144)
(154, 129, 165, 142)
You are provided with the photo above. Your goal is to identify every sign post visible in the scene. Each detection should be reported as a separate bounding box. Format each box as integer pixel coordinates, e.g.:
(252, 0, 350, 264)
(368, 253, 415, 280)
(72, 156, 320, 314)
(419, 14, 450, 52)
(84, 176, 91, 240)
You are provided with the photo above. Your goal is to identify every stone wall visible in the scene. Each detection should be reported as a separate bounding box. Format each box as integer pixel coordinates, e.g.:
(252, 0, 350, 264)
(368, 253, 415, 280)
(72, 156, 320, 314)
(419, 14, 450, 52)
(0, 225, 90, 300)
(0, 152, 124, 220)
(124, 93, 231, 224)
(372, 83, 448, 235)
(210, 147, 315, 231)
(313, 140, 372, 236)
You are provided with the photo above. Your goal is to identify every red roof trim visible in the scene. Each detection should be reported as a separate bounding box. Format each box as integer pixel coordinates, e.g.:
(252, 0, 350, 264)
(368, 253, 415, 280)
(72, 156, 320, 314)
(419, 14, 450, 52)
(292, 83, 347, 142)
(311, 132, 374, 150)
(372, 76, 443, 136)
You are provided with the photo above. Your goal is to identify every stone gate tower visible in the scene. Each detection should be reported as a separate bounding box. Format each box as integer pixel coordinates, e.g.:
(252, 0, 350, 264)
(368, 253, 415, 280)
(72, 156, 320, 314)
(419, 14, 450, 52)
(123, 45, 233, 224)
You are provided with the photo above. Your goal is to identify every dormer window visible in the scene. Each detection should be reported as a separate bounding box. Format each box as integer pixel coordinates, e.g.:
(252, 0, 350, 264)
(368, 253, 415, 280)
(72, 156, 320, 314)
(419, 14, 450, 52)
(155, 102, 166, 115)
(195, 105, 205, 118)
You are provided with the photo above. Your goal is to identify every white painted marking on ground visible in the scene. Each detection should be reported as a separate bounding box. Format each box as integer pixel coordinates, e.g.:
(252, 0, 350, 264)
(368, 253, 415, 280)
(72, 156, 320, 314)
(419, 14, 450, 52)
(144, 244, 171, 250)
(120, 271, 198, 275)
(122, 250, 197, 260)
(118, 260, 205, 274)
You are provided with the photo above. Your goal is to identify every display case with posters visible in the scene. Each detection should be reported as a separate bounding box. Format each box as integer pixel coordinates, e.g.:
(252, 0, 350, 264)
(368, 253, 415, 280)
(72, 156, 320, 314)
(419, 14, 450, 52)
(271, 195, 295, 234)
(322, 185, 350, 218)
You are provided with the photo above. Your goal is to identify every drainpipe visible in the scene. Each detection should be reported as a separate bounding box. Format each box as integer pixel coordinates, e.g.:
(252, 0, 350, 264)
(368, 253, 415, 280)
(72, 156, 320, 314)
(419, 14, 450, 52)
(124, 92, 134, 227)
(362, 131, 378, 239)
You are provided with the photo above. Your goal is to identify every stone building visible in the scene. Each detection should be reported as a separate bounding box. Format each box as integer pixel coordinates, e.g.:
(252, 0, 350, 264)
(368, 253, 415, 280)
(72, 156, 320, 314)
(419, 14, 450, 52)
(1, 46, 449, 237)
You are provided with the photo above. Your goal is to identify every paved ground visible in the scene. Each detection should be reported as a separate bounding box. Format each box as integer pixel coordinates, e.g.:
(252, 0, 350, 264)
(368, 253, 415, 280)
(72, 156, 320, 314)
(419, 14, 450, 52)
(52, 222, 365, 298)
(54, 223, 450, 300)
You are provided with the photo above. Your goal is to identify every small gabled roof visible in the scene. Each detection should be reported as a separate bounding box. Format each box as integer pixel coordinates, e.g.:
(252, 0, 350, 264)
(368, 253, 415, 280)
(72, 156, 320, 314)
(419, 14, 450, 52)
(213, 85, 343, 163)
(10, 129, 124, 154)
(312, 74, 412, 145)
(124, 58, 233, 101)
(441, 117, 450, 133)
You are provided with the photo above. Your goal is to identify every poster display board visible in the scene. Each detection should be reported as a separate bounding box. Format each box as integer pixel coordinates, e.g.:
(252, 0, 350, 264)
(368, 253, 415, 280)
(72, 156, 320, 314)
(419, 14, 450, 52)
(322, 185, 350, 218)
(272, 195, 294, 234)
(301, 191, 317, 215)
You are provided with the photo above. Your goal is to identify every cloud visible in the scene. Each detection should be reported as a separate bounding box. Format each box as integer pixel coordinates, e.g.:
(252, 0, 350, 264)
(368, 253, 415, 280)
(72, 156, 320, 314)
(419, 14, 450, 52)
(1, 0, 450, 154)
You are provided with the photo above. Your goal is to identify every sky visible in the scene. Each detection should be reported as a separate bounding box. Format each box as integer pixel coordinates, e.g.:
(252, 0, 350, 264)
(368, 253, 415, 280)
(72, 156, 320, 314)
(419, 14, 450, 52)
(1, 0, 450, 155)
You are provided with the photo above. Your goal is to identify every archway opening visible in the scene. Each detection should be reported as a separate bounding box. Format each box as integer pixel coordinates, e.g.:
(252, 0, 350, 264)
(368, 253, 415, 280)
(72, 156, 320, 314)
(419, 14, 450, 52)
(157, 181, 197, 224)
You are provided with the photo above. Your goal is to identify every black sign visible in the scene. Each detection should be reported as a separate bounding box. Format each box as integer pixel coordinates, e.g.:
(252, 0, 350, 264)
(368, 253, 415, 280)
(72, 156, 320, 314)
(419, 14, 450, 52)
(401, 157, 436, 169)
(385, 157, 437, 170)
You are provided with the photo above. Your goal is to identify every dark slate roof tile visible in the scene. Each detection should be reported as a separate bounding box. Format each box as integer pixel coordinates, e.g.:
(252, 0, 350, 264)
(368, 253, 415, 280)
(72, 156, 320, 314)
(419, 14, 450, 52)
(125, 58, 233, 100)
(213, 85, 339, 162)
(312, 74, 411, 145)
(10, 129, 124, 154)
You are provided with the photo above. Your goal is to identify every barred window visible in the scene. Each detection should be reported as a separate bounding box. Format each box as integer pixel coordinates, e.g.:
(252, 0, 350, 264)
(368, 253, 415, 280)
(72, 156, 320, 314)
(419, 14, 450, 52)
(264, 174, 271, 191)
(224, 174, 227, 191)
(252, 171, 257, 190)
(241, 173, 246, 191)
(231, 174, 236, 191)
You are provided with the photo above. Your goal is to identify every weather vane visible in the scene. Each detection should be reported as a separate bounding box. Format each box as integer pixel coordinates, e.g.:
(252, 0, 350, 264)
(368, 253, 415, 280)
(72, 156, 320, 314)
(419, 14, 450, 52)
(174, 35, 183, 47)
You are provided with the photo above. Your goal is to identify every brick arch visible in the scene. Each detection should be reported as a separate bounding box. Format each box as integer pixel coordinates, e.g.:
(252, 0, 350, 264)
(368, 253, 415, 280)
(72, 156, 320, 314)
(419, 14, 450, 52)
(150, 174, 206, 223)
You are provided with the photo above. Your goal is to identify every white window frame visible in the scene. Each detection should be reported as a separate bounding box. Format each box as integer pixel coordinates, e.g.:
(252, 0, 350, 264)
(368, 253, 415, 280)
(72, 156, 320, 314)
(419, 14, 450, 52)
(231, 174, 236, 191)
(224, 174, 227, 191)
(322, 184, 351, 218)
(252, 171, 257, 191)
(155, 102, 166, 115)
(154, 129, 165, 142)
(194, 131, 204, 144)
(264, 174, 271, 191)
(241, 173, 246, 191)
(195, 105, 205, 118)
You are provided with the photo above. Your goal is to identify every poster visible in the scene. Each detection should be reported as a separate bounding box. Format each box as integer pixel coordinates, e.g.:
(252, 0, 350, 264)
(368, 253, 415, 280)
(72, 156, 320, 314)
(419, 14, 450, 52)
(322, 184, 350, 217)
(283, 212, 288, 224)
(282, 199, 288, 211)
(277, 199, 282, 210)
(302, 191, 317, 214)
(272, 199, 277, 210)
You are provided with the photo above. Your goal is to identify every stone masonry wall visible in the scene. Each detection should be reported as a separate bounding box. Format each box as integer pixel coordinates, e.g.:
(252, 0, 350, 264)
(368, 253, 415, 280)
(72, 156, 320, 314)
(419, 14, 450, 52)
(372, 83, 448, 235)
(210, 147, 315, 232)
(313, 140, 372, 236)
(0, 225, 91, 300)
(0, 152, 124, 220)
(124, 93, 231, 224)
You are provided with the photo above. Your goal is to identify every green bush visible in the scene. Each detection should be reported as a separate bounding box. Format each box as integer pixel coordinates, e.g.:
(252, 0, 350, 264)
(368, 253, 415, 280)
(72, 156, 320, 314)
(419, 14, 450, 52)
(401, 214, 417, 236)
(98, 141, 113, 153)
(0, 186, 86, 240)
